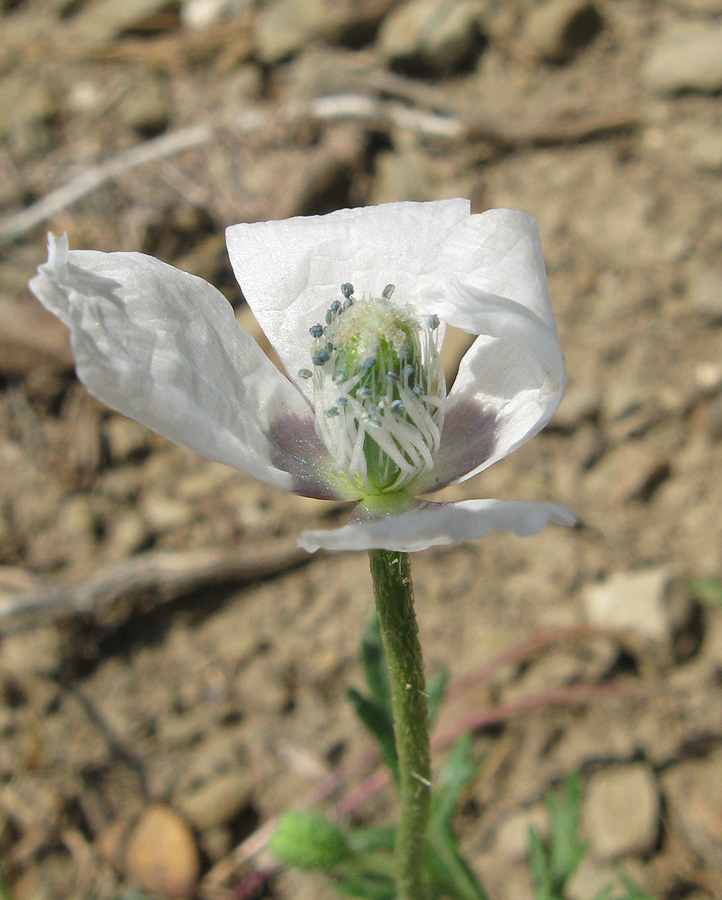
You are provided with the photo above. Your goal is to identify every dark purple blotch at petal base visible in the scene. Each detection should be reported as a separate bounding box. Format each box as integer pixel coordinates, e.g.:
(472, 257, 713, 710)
(421, 400, 499, 493)
(267, 413, 348, 500)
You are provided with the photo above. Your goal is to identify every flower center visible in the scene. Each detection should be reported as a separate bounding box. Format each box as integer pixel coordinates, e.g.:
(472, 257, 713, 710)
(299, 283, 445, 494)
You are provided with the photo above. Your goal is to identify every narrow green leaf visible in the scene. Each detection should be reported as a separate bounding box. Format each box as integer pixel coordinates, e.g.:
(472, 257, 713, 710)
(424, 734, 489, 900)
(431, 732, 476, 827)
(547, 773, 588, 886)
(427, 826, 490, 900)
(347, 825, 397, 855)
(333, 867, 397, 900)
(347, 688, 399, 785)
(426, 667, 449, 728)
(361, 610, 392, 713)
(614, 872, 657, 900)
(527, 824, 554, 900)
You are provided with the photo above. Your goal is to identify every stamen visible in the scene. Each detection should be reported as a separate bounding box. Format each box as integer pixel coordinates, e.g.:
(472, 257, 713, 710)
(306, 282, 445, 494)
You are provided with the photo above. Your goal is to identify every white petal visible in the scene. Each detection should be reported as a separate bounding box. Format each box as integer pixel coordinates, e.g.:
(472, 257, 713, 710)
(225, 200, 470, 397)
(409, 210, 565, 492)
(412, 208, 557, 332)
(30, 234, 347, 499)
(298, 498, 575, 553)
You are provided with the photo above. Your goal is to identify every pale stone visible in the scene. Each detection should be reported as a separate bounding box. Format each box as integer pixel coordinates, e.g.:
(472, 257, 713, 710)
(493, 803, 548, 862)
(663, 750, 722, 867)
(105, 417, 151, 464)
(175, 770, 254, 830)
(377, 0, 482, 74)
(524, 0, 603, 62)
(582, 568, 672, 642)
(70, 0, 179, 42)
(582, 764, 660, 860)
(125, 805, 200, 899)
(643, 24, 722, 94)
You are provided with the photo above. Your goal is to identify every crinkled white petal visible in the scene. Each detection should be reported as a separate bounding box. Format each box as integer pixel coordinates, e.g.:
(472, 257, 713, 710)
(225, 199, 470, 397)
(298, 499, 575, 553)
(408, 211, 565, 493)
(30, 234, 346, 499)
(411, 208, 557, 333)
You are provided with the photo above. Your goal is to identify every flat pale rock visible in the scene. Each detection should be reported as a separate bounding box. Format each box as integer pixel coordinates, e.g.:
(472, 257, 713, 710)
(70, 0, 179, 43)
(582, 764, 659, 860)
(643, 24, 722, 94)
(377, 0, 481, 74)
(524, 0, 603, 61)
(175, 770, 253, 831)
(663, 750, 722, 867)
(582, 568, 671, 642)
(493, 803, 548, 862)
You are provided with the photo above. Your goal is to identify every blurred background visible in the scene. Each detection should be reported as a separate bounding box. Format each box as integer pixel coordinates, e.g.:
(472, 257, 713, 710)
(1, 0, 722, 898)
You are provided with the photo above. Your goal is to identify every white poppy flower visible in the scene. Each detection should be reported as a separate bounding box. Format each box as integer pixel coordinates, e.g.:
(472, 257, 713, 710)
(30, 199, 573, 553)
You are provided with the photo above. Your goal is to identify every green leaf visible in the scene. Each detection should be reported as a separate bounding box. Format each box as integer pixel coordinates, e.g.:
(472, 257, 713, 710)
(333, 867, 397, 900)
(591, 887, 615, 900)
(361, 610, 392, 713)
(347, 825, 397, 855)
(427, 826, 489, 900)
(547, 773, 588, 887)
(527, 824, 555, 900)
(613, 872, 657, 900)
(431, 733, 476, 826)
(426, 667, 449, 728)
(347, 688, 399, 785)
(526, 773, 590, 900)
(426, 734, 489, 900)
(270, 809, 351, 871)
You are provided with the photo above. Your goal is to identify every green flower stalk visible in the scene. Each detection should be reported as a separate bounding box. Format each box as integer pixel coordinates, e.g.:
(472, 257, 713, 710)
(370, 549, 431, 900)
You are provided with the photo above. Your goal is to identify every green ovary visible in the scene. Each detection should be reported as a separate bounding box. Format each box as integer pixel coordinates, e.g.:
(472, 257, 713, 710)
(336, 326, 425, 493)
(310, 287, 443, 496)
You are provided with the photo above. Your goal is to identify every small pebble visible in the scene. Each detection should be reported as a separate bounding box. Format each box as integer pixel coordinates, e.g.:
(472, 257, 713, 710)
(124, 805, 200, 900)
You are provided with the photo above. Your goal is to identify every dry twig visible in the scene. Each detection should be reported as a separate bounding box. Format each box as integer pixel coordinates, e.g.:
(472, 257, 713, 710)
(0, 538, 312, 632)
(0, 88, 637, 244)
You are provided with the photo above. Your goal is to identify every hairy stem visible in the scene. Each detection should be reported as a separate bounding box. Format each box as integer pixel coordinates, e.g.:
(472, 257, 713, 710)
(369, 549, 431, 900)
